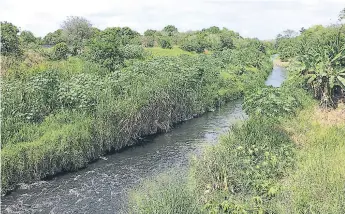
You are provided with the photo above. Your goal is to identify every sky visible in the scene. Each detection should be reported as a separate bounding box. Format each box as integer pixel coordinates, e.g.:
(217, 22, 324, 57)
(0, 0, 344, 40)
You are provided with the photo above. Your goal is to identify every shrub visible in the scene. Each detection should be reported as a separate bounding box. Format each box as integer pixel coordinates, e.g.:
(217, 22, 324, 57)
(1, 21, 22, 56)
(52, 42, 69, 60)
(159, 37, 172, 49)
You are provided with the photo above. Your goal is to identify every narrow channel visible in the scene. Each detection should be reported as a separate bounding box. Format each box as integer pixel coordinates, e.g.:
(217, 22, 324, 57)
(1, 65, 287, 214)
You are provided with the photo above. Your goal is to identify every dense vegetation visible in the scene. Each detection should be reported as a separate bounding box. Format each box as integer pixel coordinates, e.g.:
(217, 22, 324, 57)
(1, 10, 344, 213)
(129, 10, 345, 214)
(275, 22, 345, 108)
(1, 18, 273, 194)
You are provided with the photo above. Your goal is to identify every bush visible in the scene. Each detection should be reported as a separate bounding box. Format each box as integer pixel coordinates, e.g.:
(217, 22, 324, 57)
(129, 171, 200, 214)
(52, 42, 69, 60)
(1, 21, 22, 56)
(120, 44, 145, 59)
(243, 87, 302, 117)
(159, 37, 172, 49)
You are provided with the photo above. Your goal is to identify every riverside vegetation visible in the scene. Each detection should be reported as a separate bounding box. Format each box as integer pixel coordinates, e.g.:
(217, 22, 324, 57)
(129, 10, 345, 214)
(1, 19, 273, 194)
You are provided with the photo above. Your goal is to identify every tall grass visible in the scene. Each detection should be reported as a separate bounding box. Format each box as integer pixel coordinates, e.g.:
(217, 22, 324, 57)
(1, 44, 272, 194)
(129, 74, 344, 213)
(274, 107, 345, 213)
(129, 171, 200, 214)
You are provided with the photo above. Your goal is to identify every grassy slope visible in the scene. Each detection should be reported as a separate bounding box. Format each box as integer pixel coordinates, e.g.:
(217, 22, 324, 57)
(129, 96, 345, 213)
(1, 49, 272, 194)
(275, 105, 345, 213)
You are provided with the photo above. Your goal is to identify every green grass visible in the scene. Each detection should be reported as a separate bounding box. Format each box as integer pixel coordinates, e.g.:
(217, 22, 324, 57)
(145, 46, 194, 56)
(129, 95, 345, 213)
(1, 48, 272, 194)
(274, 107, 345, 213)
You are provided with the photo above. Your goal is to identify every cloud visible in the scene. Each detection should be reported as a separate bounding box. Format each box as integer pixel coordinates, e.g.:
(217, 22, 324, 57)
(0, 0, 343, 39)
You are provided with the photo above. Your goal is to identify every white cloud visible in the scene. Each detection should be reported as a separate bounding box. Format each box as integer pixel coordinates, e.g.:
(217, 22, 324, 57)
(0, 0, 343, 39)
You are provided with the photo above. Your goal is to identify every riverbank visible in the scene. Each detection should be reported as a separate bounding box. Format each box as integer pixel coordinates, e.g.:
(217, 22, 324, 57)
(129, 72, 345, 213)
(1, 46, 272, 195)
(273, 57, 290, 67)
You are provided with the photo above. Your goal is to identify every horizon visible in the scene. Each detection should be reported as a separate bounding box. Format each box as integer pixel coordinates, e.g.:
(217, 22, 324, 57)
(0, 0, 344, 40)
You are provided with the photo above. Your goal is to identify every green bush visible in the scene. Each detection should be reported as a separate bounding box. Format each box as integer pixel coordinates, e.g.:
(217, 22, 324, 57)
(129, 171, 200, 214)
(52, 42, 69, 60)
(159, 37, 172, 49)
(1, 21, 22, 57)
(243, 87, 302, 117)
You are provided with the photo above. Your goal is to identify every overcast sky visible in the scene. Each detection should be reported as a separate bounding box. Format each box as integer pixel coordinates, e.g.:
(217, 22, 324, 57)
(0, 0, 343, 40)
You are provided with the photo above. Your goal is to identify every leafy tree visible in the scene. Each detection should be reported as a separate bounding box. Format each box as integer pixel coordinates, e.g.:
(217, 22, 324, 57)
(220, 33, 235, 50)
(43, 29, 66, 45)
(162, 25, 178, 36)
(1, 21, 22, 56)
(144, 29, 157, 37)
(87, 28, 124, 70)
(159, 37, 172, 49)
(202, 26, 221, 34)
(90, 27, 101, 38)
(52, 42, 69, 60)
(282, 23, 345, 108)
(281, 29, 298, 38)
(86, 27, 143, 70)
(61, 16, 93, 55)
(299, 27, 306, 33)
(19, 30, 38, 45)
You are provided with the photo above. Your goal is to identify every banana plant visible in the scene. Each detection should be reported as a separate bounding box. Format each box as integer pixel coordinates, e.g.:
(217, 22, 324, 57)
(301, 44, 345, 107)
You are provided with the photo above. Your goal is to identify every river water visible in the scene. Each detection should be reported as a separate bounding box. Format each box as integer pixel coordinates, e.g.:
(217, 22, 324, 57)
(1, 66, 287, 214)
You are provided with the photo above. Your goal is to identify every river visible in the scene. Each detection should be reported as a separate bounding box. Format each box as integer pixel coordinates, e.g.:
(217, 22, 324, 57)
(1, 65, 287, 214)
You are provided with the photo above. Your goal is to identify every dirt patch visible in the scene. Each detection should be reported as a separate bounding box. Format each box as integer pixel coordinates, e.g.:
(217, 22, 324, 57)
(313, 104, 345, 126)
(273, 58, 290, 67)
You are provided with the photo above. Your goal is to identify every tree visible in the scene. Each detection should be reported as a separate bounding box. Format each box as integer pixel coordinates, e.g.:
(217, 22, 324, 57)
(52, 42, 69, 60)
(162, 25, 178, 36)
(299, 27, 306, 34)
(144, 29, 157, 37)
(281, 29, 298, 38)
(87, 28, 125, 70)
(339, 8, 345, 21)
(43, 29, 66, 45)
(61, 16, 93, 55)
(220, 33, 234, 50)
(20, 30, 38, 45)
(1, 21, 22, 56)
(298, 27, 345, 107)
(202, 26, 220, 34)
(159, 37, 172, 49)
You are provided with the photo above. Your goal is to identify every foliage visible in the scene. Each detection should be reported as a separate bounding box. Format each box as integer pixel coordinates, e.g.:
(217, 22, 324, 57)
(42, 29, 66, 45)
(274, 107, 345, 213)
(1, 38, 272, 193)
(159, 37, 172, 49)
(202, 26, 221, 34)
(129, 172, 200, 213)
(61, 16, 93, 55)
(144, 29, 158, 37)
(277, 22, 345, 107)
(146, 46, 194, 57)
(52, 42, 69, 60)
(1, 21, 22, 56)
(86, 27, 144, 70)
(19, 30, 38, 46)
(243, 86, 303, 117)
(162, 25, 178, 36)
